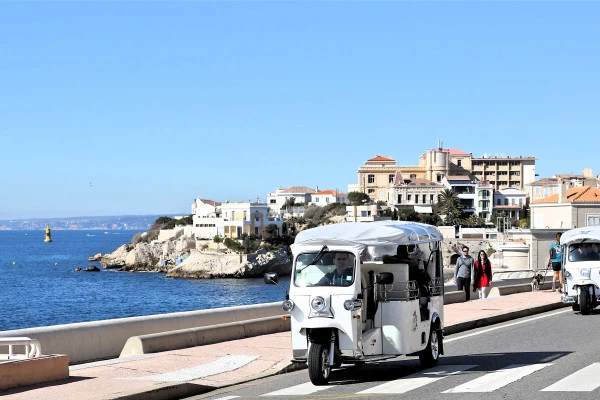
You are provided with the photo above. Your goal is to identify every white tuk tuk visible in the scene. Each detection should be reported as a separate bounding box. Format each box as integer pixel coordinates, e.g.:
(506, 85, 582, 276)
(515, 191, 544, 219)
(561, 226, 600, 314)
(265, 220, 445, 385)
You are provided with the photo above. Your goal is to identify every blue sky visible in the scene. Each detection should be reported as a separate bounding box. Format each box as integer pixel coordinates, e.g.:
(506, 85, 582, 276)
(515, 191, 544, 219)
(1, 1, 599, 219)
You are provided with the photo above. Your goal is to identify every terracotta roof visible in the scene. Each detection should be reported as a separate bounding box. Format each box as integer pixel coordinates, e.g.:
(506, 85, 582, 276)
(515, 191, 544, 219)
(532, 186, 600, 204)
(529, 177, 558, 186)
(407, 178, 440, 186)
(315, 190, 347, 195)
(279, 186, 316, 194)
(366, 155, 396, 163)
(554, 174, 585, 179)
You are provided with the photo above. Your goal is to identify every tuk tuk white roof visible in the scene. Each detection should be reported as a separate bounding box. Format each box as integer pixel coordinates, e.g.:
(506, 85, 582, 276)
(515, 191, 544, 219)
(560, 226, 600, 244)
(292, 221, 443, 252)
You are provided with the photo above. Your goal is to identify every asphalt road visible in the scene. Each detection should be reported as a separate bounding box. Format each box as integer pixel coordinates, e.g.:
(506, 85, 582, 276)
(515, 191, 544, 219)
(191, 308, 600, 400)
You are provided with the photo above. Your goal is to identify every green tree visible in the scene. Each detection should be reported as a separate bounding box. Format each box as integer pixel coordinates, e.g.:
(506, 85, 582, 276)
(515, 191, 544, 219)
(438, 189, 463, 226)
(348, 191, 371, 206)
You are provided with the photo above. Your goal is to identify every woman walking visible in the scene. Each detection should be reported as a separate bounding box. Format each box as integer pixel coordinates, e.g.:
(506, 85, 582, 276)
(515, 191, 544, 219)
(473, 250, 493, 299)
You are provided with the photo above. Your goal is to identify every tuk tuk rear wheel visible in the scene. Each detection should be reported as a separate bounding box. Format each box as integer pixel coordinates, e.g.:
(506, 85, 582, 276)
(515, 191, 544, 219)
(579, 290, 590, 315)
(308, 342, 331, 385)
(419, 328, 440, 368)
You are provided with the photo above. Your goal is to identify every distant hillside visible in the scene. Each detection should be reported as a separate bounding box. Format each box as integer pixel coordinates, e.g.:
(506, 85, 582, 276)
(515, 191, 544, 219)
(0, 215, 168, 230)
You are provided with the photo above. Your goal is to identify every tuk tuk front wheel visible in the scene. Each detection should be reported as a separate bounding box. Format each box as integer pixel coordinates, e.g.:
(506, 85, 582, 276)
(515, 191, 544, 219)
(572, 303, 580, 312)
(579, 289, 590, 315)
(419, 328, 440, 368)
(308, 342, 331, 385)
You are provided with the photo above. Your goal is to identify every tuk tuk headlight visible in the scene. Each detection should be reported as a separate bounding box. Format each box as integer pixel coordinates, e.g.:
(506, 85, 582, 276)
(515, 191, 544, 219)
(580, 268, 591, 278)
(344, 299, 362, 311)
(282, 299, 295, 312)
(311, 296, 326, 312)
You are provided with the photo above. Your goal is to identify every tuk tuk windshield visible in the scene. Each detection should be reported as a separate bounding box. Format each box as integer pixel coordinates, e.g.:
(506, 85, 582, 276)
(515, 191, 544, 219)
(294, 251, 356, 287)
(568, 242, 600, 262)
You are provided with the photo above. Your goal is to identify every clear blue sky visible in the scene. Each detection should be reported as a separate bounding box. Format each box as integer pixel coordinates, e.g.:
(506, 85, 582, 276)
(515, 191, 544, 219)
(2, 1, 599, 219)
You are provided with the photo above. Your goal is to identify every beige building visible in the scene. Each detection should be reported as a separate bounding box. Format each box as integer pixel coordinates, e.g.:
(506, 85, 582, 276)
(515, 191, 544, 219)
(526, 169, 598, 204)
(357, 147, 537, 205)
(388, 172, 445, 213)
(530, 185, 600, 230)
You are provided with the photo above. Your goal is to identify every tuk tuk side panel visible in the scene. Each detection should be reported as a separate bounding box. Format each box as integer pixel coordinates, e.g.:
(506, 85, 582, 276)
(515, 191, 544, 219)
(377, 301, 428, 355)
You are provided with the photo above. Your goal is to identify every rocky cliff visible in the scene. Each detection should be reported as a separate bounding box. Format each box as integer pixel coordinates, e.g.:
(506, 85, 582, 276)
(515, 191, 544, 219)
(99, 235, 292, 278)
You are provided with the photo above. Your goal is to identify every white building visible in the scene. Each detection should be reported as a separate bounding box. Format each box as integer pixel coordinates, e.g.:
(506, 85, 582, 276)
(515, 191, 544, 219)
(442, 175, 477, 216)
(267, 186, 316, 214)
(191, 198, 283, 240)
(191, 199, 222, 240)
(493, 187, 526, 222)
(310, 190, 348, 206)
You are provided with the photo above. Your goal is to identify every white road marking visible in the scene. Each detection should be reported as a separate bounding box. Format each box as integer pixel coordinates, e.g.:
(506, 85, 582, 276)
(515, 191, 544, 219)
(212, 397, 239, 400)
(263, 381, 333, 396)
(358, 365, 476, 394)
(443, 363, 551, 393)
(445, 309, 570, 343)
(123, 355, 259, 382)
(542, 362, 600, 391)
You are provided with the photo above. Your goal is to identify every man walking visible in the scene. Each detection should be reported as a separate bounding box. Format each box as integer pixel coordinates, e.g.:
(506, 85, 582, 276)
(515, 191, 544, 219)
(454, 246, 475, 301)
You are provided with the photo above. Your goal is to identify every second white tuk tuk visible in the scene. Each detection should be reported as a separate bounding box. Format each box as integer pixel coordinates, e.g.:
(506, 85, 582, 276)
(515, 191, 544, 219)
(265, 220, 446, 385)
(561, 226, 600, 315)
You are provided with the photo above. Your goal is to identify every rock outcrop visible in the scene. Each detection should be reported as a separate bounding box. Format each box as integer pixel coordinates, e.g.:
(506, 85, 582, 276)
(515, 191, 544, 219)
(166, 248, 291, 279)
(99, 236, 291, 279)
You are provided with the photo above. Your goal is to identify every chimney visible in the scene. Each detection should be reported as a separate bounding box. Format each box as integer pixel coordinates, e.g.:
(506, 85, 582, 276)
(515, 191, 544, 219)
(558, 179, 567, 203)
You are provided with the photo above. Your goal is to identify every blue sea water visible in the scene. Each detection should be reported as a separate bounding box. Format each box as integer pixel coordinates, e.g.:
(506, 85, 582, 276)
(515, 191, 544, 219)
(0, 230, 290, 331)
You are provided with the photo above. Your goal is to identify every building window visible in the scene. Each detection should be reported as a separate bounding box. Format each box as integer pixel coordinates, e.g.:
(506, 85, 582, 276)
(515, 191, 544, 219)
(430, 194, 434, 203)
(535, 187, 540, 195)
(504, 199, 508, 206)
(410, 174, 417, 179)
(368, 174, 375, 183)
(389, 174, 395, 183)
(587, 215, 600, 226)
(269, 199, 276, 204)
(368, 189, 375, 194)
(397, 194, 402, 203)
(415, 195, 419, 204)
(326, 198, 330, 203)
(422, 195, 427, 203)
(315, 198, 319, 202)
(457, 160, 462, 167)
(407, 194, 412, 202)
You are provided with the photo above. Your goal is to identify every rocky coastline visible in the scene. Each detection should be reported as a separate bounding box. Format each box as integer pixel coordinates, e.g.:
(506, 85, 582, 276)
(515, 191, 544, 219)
(97, 234, 292, 279)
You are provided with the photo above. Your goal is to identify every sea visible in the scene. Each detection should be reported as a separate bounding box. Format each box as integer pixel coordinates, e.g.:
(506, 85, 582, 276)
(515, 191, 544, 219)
(0, 230, 290, 332)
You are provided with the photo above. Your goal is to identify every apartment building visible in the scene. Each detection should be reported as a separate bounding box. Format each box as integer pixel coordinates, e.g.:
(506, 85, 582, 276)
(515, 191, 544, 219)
(493, 188, 526, 222)
(471, 155, 537, 191)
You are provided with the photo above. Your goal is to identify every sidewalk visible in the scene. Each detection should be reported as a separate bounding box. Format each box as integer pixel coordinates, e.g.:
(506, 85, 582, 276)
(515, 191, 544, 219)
(1, 290, 567, 400)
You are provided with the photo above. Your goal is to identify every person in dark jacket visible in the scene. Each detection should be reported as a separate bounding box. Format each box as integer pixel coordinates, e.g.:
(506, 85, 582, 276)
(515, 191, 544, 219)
(454, 246, 474, 301)
(473, 250, 493, 299)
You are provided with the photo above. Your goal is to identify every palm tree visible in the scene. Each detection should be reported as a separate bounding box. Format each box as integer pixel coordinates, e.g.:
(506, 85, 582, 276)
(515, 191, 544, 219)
(438, 189, 463, 226)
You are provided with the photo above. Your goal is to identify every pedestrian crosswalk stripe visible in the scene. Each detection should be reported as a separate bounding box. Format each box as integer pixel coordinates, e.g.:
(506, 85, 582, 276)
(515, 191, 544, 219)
(263, 381, 333, 396)
(542, 362, 600, 392)
(358, 365, 476, 394)
(443, 363, 551, 393)
(213, 396, 239, 400)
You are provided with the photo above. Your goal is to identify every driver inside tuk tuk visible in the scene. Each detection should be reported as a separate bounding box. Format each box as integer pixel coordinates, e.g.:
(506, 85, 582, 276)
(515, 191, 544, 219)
(318, 252, 354, 286)
(572, 243, 600, 261)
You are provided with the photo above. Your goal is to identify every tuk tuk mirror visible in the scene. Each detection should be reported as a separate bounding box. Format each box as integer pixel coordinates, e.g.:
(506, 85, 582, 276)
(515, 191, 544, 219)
(264, 272, 278, 285)
(377, 272, 394, 285)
